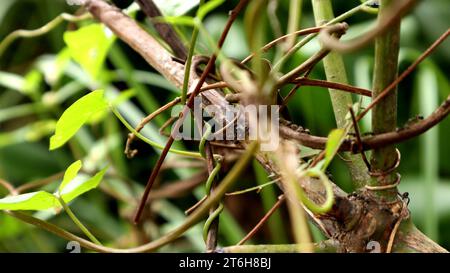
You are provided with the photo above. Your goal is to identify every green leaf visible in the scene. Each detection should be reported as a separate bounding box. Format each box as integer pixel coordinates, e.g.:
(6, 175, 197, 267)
(59, 160, 82, 192)
(59, 167, 108, 203)
(324, 129, 346, 170)
(23, 69, 43, 96)
(49, 90, 108, 150)
(64, 24, 115, 79)
(0, 191, 59, 211)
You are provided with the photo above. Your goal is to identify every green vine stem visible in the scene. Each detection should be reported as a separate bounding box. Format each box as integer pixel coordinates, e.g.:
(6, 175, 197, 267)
(272, 0, 373, 72)
(369, 0, 401, 201)
(286, 0, 303, 49)
(5, 141, 259, 253)
(57, 196, 102, 245)
(198, 122, 223, 245)
(110, 106, 204, 158)
(181, 0, 205, 104)
(220, 241, 339, 253)
(0, 13, 91, 57)
(312, 0, 370, 189)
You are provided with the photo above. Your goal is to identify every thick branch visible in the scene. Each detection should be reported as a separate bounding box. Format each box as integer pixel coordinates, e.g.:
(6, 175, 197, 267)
(83, 0, 448, 252)
(280, 95, 450, 152)
(368, 0, 401, 201)
(312, 0, 370, 189)
(135, 0, 187, 59)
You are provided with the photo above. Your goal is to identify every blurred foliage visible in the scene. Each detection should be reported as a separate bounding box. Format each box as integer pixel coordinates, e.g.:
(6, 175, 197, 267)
(0, 0, 449, 252)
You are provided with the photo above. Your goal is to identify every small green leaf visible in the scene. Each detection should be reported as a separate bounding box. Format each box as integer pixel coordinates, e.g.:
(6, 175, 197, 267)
(59, 160, 82, 192)
(0, 191, 59, 211)
(23, 69, 43, 95)
(324, 129, 346, 170)
(60, 167, 108, 203)
(64, 24, 115, 79)
(49, 90, 108, 150)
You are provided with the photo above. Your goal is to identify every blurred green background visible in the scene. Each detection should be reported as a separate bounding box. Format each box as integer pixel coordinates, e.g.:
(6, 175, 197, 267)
(0, 0, 449, 252)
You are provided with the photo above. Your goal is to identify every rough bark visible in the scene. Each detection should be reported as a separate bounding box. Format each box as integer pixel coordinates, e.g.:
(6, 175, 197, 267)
(84, 0, 447, 253)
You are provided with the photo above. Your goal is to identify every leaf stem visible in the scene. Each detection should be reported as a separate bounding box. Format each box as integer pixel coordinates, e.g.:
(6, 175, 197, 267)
(57, 196, 102, 245)
(0, 13, 91, 57)
(4, 141, 259, 253)
(312, 0, 370, 188)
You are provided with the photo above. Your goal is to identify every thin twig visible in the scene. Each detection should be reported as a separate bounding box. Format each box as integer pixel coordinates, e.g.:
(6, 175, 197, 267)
(133, 0, 250, 224)
(292, 78, 372, 97)
(237, 195, 286, 245)
(280, 94, 450, 151)
(356, 28, 450, 122)
(280, 83, 302, 111)
(319, 0, 417, 53)
(149, 171, 208, 199)
(125, 97, 181, 158)
(0, 179, 17, 196)
(349, 106, 371, 169)
(135, 0, 187, 59)
(0, 13, 91, 57)
(5, 141, 259, 253)
(16, 172, 64, 193)
(242, 26, 325, 64)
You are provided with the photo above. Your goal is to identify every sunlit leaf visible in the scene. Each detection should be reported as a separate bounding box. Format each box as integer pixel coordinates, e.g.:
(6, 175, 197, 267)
(49, 90, 108, 150)
(64, 24, 115, 79)
(0, 191, 58, 211)
(59, 167, 108, 203)
(23, 69, 43, 96)
(59, 160, 82, 192)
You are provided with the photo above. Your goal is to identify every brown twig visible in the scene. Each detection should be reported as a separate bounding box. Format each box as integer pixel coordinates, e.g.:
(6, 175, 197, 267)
(356, 28, 450, 122)
(241, 26, 325, 64)
(149, 171, 208, 199)
(237, 195, 286, 245)
(159, 116, 176, 137)
(125, 97, 181, 158)
(133, 0, 250, 224)
(281, 95, 450, 152)
(16, 172, 64, 193)
(0, 178, 17, 195)
(348, 106, 371, 170)
(277, 47, 331, 86)
(292, 78, 372, 97)
(319, 0, 417, 53)
(185, 195, 208, 215)
(277, 23, 349, 86)
(135, 0, 187, 59)
(279, 83, 302, 111)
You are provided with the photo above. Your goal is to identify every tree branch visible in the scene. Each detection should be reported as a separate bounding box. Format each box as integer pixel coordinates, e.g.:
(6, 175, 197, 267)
(81, 0, 448, 253)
